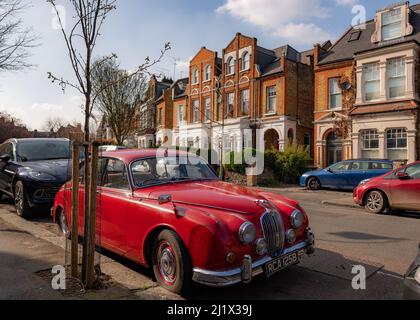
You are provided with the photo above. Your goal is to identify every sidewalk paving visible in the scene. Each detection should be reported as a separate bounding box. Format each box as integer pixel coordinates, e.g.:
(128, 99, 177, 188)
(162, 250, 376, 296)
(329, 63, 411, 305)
(0, 208, 182, 300)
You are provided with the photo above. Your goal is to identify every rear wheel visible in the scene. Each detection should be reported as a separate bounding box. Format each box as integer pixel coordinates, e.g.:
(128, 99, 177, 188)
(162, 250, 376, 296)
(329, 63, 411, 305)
(307, 177, 321, 191)
(152, 230, 192, 294)
(14, 181, 32, 219)
(365, 190, 387, 214)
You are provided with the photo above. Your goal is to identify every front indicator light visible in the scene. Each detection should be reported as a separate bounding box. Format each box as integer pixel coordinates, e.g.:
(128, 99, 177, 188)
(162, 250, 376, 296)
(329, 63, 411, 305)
(286, 229, 297, 244)
(255, 238, 268, 256)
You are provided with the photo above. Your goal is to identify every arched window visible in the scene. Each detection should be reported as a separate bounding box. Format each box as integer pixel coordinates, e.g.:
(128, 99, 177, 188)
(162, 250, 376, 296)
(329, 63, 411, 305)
(242, 52, 250, 70)
(192, 68, 199, 84)
(204, 65, 211, 81)
(227, 57, 235, 75)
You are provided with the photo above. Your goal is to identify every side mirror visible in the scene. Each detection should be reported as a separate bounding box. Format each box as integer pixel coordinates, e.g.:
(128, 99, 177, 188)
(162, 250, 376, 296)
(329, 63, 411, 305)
(397, 172, 410, 180)
(158, 194, 172, 204)
(0, 155, 11, 163)
(327, 168, 334, 173)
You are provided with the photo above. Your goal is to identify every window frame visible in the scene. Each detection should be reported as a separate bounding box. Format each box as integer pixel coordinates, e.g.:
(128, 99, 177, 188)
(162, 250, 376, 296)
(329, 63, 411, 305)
(227, 57, 235, 75)
(387, 57, 406, 99)
(361, 129, 380, 150)
(241, 52, 250, 71)
(386, 128, 408, 150)
(381, 7, 402, 41)
(192, 68, 199, 84)
(266, 86, 277, 114)
(226, 92, 235, 115)
(363, 62, 381, 102)
(177, 105, 184, 127)
(328, 78, 342, 109)
(192, 99, 200, 123)
(204, 65, 211, 82)
(204, 97, 211, 122)
(240, 89, 250, 115)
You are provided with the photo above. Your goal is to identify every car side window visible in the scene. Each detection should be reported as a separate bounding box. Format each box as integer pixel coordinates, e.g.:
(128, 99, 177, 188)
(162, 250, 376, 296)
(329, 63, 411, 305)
(99, 158, 129, 190)
(405, 164, 420, 179)
(370, 162, 393, 170)
(330, 162, 350, 171)
(349, 162, 369, 171)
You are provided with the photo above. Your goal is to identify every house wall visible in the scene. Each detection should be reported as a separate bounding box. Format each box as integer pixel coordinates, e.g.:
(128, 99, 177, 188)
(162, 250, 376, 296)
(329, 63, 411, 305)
(314, 61, 354, 167)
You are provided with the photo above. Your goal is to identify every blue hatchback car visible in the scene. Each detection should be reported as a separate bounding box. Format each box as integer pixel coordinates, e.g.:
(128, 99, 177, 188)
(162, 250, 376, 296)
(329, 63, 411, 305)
(300, 160, 394, 191)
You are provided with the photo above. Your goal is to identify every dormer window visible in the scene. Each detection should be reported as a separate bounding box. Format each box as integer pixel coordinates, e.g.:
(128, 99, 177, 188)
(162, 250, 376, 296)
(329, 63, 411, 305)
(372, 3, 413, 43)
(381, 8, 402, 40)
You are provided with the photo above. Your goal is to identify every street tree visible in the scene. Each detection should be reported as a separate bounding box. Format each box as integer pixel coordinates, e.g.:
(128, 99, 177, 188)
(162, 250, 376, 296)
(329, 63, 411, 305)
(0, 0, 36, 72)
(92, 57, 147, 146)
(47, 0, 170, 287)
(43, 116, 65, 132)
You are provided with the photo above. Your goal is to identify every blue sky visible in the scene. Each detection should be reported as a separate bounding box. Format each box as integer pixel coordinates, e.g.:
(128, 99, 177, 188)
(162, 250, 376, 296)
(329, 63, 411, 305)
(0, 0, 398, 129)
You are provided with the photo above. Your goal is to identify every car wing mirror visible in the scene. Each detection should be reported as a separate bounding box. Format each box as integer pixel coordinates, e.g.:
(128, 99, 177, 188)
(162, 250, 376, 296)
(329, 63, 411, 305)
(397, 172, 410, 180)
(158, 194, 172, 204)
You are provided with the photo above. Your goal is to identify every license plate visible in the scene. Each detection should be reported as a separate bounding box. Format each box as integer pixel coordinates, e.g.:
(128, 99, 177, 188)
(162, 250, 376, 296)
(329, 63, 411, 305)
(265, 250, 305, 278)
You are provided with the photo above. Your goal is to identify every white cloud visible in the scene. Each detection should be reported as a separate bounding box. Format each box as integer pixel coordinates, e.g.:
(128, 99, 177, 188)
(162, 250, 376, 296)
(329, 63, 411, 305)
(335, 0, 359, 7)
(31, 103, 64, 112)
(216, 0, 332, 45)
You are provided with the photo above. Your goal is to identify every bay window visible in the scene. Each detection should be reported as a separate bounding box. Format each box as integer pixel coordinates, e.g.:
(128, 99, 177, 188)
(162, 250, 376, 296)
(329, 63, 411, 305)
(361, 130, 379, 158)
(387, 58, 406, 98)
(364, 62, 380, 101)
(386, 128, 407, 160)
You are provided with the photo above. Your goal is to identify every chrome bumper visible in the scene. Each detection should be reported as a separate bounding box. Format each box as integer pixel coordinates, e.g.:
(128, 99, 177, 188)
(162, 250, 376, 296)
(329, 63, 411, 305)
(192, 234, 315, 287)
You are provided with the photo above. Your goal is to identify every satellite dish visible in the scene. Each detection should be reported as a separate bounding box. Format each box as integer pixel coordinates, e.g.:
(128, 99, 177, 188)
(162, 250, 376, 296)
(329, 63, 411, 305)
(339, 81, 352, 91)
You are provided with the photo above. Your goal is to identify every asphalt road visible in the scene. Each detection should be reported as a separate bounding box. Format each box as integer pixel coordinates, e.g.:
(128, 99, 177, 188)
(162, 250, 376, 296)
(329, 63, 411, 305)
(1, 188, 419, 300)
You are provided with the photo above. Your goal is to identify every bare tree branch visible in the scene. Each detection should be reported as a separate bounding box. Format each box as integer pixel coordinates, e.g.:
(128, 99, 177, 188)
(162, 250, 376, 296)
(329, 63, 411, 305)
(0, 0, 37, 71)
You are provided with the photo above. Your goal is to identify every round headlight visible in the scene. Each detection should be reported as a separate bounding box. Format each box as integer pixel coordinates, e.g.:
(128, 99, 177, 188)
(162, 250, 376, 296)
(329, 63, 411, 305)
(255, 238, 268, 256)
(291, 210, 304, 229)
(239, 222, 256, 245)
(286, 229, 297, 244)
(415, 267, 420, 285)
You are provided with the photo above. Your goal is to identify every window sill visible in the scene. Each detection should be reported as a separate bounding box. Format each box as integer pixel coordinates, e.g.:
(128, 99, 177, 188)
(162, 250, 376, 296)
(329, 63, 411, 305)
(264, 112, 277, 117)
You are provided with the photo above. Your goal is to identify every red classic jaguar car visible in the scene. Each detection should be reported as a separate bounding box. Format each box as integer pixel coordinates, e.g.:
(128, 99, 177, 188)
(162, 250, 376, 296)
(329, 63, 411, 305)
(52, 149, 315, 293)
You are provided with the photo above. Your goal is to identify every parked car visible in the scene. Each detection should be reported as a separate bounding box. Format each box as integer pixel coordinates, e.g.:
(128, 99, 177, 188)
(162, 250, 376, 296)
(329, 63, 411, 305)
(99, 145, 127, 152)
(354, 161, 420, 214)
(0, 138, 73, 218)
(52, 149, 315, 294)
(300, 160, 394, 191)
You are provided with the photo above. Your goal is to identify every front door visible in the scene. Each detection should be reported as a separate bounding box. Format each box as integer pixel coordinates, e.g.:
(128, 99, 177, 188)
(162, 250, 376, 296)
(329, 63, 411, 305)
(327, 132, 343, 166)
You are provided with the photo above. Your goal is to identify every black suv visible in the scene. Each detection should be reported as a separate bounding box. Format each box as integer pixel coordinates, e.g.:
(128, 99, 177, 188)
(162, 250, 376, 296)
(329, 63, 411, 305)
(0, 138, 72, 218)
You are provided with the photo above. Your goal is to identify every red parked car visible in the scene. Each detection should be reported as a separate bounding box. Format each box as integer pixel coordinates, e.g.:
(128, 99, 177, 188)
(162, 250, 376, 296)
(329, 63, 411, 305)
(354, 161, 420, 214)
(52, 149, 315, 294)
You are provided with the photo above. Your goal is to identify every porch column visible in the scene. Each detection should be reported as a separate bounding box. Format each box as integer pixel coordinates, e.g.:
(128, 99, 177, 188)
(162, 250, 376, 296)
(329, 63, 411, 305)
(407, 130, 417, 163)
(378, 132, 386, 159)
(352, 132, 360, 159)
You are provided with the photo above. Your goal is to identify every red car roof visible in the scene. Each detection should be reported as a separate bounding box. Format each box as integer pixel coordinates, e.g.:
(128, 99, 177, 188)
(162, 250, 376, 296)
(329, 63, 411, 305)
(100, 148, 193, 163)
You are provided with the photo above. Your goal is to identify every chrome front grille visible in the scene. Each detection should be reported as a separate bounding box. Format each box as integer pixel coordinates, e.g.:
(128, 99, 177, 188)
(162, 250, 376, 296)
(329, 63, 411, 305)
(260, 211, 285, 257)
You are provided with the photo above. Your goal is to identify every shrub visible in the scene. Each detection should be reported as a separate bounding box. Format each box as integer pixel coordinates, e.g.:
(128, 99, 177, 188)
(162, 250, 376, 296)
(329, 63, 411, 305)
(276, 144, 312, 183)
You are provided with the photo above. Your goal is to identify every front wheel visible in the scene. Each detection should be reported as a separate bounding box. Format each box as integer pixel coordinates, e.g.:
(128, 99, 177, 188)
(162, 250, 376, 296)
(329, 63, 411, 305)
(152, 230, 192, 294)
(14, 181, 32, 219)
(365, 190, 387, 214)
(307, 177, 321, 191)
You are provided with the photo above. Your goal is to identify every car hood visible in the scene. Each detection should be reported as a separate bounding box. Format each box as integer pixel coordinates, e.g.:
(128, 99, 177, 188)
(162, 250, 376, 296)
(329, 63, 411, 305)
(137, 180, 288, 215)
(19, 159, 71, 182)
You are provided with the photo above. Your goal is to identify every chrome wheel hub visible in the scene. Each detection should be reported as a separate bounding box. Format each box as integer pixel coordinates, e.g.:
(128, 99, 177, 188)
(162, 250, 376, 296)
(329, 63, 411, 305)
(157, 242, 176, 285)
